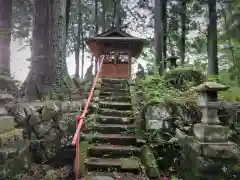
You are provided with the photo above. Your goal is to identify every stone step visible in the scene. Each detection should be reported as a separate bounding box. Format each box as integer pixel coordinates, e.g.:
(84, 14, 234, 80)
(101, 84, 129, 91)
(100, 91, 129, 97)
(81, 133, 137, 146)
(99, 108, 132, 117)
(97, 116, 134, 125)
(87, 124, 136, 134)
(85, 157, 140, 174)
(100, 95, 131, 102)
(99, 101, 132, 111)
(88, 144, 141, 158)
(101, 87, 129, 93)
(102, 78, 129, 85)
(0, 128, 23, 148)
(0, 139, 29, 165)
(85, 172, 148, 180)
(0, 116, 15, 134)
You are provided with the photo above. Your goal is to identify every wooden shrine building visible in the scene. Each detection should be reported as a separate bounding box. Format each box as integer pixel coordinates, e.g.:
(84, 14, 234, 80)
(86, 27, 145, 79)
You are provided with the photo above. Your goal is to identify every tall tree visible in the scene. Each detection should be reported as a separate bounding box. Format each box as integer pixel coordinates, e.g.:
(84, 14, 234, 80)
(112, 0, 122, 28)
(207, 0, 218, 79)
(101, 0, 106, 31)
(21, 0, 73, 101)
(115, 0, 122, 27)
(49, 0, 74, 100)
(74, 0, 85, 80)
(154, 0, 164, 74)
(80, 17, 84, 80)
(75, 0, 82, 78)
(94, 0, 99, 74)
(162, 0, 167, 68)
(112, 0, 117, 27)
(100, 0, 115, 30)
(95, 0, 99, 34)
(207, 0, 218, 100)
(66, 0, 71, 39)
(21, 0, 54, 100)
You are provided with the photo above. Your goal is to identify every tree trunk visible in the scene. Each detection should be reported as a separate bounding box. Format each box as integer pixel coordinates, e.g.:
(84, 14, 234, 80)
(207, 0, 218, 101)
(154, 0, 164, 75)
(48, 0, 74, 100)
(0, 0, 12, 76)
(75, 2, 81, 78)
(162, 0, 167, 69)
(102, 3, 106, 31)
(65, 0, 71, 39)
(180, 0, 186, 65)
(95, 0, 99, 34)
(112, 0, 117, 27)
(115, 0, 121, 28)
(21, 0, 73, 101)
(80, 19, 84, 80)
(207, 0, 218, 78)
(21, 0, 53, 101)
(94, 0, 98, 74)
(111, 0, 122, 28)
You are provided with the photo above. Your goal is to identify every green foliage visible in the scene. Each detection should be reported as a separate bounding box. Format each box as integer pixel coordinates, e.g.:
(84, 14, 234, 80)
(218, 71, 240, 101)
(137, 75, 180, 104)
(136, 67, 204, 112)
(220, 87, 240, 101)
(164, 66, 204, 91)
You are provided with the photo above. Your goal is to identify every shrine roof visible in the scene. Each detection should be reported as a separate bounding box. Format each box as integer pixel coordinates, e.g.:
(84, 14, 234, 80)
(86, 27, 145, 58)
(95, 27, 133, 37)
(86, 27, 145, 42)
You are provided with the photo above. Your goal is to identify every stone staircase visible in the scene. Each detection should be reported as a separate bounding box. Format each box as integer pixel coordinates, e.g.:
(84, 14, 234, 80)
(0, 115, 29, 178)
(80, 78, 147, 179)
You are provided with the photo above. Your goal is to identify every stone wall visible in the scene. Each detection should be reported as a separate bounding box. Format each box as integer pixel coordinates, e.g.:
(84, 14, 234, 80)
(0, 98, 90, 179)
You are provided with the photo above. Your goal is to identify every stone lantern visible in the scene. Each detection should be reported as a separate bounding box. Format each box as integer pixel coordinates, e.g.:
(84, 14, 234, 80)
(193, 81, 238, 155)
(186, 81, 240, 179)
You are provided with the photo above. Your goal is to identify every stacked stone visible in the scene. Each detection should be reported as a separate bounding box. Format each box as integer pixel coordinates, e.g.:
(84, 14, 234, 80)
(24, 100, 83, 163)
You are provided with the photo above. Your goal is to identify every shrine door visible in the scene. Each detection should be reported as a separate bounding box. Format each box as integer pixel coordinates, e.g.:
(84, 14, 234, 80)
(100, 52, 130, 79)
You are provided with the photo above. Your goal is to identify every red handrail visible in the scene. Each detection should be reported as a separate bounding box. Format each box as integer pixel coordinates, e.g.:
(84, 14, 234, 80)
(72, 56, 104, 180)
